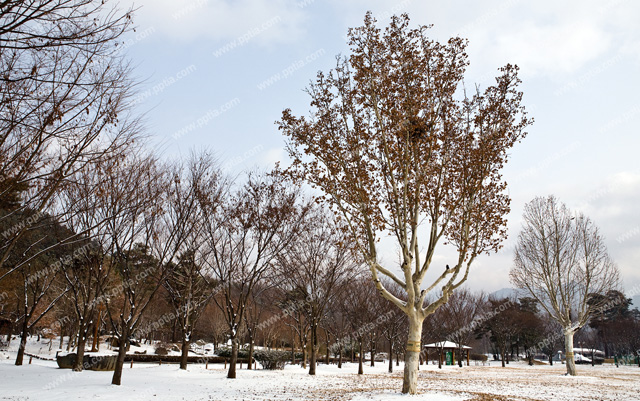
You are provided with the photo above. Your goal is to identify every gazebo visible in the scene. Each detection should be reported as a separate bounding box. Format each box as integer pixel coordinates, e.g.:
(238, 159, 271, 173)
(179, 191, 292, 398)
(423, 341, 472, 366)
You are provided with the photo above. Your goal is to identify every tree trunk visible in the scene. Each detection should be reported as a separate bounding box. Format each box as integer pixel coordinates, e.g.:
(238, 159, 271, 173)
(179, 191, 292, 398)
(402, 315, 423, 394)
(358, 338, 363, 375)
(501, 346, 506, 368)
(59, 325, 64, 350)
(309, 324, 317, 375)
(74, 335, 87, 372)
(458, 347, 463, 368)
(325, 338, 330, 365)
(370, 338, 375, 367)
(247, 338, 254, 370)
(338, 347, 342, 368)
(549, 353, 553, 366)
(179, 335, 189, 370)
(228, 337, 238, 378)
(351, 342, 354, 362)
(73, 320, 87, 372)
(171, 320, 178, 343)
(388, 340, 393, 373)
(15, 319, 29, 366)
(111, 334, 128, 385)
(6, 318, 14, 345)
(309, 343, 317, 374)
(564, 329, 576, 376)
(301, 343, 307, 369)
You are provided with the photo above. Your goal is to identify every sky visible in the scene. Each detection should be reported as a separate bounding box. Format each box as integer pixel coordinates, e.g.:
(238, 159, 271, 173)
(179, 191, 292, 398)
(118, 0, 640, 297)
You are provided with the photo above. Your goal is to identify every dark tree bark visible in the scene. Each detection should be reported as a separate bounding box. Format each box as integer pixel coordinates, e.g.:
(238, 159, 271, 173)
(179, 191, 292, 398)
(73, 319, 88, 372)
(358, 338, 363, 375)
(228, 338, 238, 379)
(247, 338, 254, 370)
(180, 337, 189, 370)
(112, 332, 129, 386)
(15, 319, 28, 366)
(389, 341, 394, 373)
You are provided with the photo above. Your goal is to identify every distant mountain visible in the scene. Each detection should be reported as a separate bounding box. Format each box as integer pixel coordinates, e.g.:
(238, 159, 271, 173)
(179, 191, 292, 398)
(489, 287, 523, 300)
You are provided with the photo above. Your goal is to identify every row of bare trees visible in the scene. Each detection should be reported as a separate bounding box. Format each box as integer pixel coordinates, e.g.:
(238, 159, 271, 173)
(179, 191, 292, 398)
(1, 0, 139, 377)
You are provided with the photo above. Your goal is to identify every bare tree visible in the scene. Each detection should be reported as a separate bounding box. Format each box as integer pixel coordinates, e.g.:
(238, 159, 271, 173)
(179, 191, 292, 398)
(378, 281, 407, 373)
(422, 298, 451, 369)
(10, 214, 76, 365)
(56, 155, 130, 371)
(242, 283, 279, 369)
(160, 152, 225, 370)
(58, 243, 104, 371)
(325, 290, 353, 369)
(479, 297, 519, 367)
(279, 12, 531, 394)
(101, 153, 165, 385)
(163, 250, 214, 370)
(280, 287, 310, 368)
(98, 152, 198, 385)
(440, 288, 482, 367)
(0, 1, 138, 281)
(510, 195, 620, 375)
(342, 275, 377, 375)
(276, 206, 360, 375)
(201, 172, 309, 379)
(539, 313, 563, 365)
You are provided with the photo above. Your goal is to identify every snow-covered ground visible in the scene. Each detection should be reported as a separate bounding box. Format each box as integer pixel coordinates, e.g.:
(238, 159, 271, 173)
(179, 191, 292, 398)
(2, 357, 640, 401)
(1, 338, 639, 400)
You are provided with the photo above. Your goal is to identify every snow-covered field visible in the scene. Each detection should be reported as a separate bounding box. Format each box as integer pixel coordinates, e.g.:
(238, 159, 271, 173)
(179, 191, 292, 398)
(2, 357, 639, 400)
(1, 339, 639, 401)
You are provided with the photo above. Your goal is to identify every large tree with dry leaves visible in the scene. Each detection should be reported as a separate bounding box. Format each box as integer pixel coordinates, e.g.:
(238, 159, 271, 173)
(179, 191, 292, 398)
(278, 13, 531, 394)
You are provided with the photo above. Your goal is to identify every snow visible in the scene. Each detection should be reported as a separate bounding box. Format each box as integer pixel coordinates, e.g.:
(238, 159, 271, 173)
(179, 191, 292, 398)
(423, 341, 472, 349)
(1, 335, 199, 359)
(2, 338, 639, 400)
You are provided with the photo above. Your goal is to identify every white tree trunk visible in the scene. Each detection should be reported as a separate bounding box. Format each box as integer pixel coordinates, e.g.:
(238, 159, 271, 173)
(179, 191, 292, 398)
(564, 329, 576, 376)
(402, 314, 423, 394)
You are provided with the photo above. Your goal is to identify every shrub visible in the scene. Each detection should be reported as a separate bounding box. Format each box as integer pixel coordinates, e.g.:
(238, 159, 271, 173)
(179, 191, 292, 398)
(253, 350, 289, 370)
(154, 343, 169, 356)
(470, 353, 488, 362)
(215, 346, 248, 359)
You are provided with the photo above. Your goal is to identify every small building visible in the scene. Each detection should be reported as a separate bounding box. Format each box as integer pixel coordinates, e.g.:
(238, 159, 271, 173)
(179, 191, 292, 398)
(423, 341, 472, 366)
(553, 348, 605, 364)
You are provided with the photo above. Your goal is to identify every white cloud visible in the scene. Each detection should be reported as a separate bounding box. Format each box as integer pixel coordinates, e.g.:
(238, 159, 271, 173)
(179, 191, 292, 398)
(260, 147, 287, 168)
(418, 0, 638, 79)
(124, 0, 309, 44)
(568, 171, 640, 290)
(489, 21, 611, 77)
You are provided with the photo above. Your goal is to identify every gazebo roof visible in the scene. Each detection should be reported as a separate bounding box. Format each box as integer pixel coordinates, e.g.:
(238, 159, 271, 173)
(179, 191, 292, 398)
(423, 341, 472, 350)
